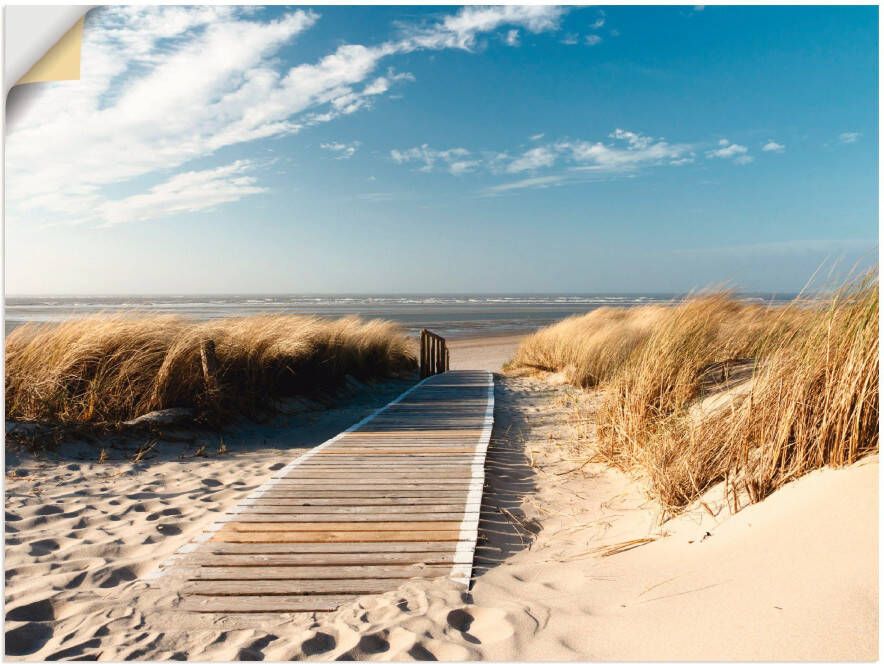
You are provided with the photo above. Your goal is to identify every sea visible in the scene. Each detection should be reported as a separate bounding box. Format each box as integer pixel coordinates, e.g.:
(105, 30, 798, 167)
(4, 294, 797, 339)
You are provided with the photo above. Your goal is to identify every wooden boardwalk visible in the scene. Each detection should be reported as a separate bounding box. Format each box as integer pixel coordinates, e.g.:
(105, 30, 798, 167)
(149, 370, 494, 614)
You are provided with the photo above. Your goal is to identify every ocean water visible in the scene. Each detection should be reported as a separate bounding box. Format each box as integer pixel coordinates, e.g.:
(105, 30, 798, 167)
(4, 294, 796, 339)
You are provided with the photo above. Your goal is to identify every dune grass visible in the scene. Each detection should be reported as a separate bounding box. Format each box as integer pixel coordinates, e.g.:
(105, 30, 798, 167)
(5, 314, 416, 426)
(507, 273, 879, 513)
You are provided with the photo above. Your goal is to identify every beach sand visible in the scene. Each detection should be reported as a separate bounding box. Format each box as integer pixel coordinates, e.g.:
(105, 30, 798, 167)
(4, 335, 878, 660)
(448, 334, 524, 373)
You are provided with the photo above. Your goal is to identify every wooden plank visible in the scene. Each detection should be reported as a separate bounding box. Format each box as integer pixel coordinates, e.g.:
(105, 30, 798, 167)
(317, 447, 474, 455)
(184, 578, 413, 595)
(276, 468, 474, 474)
(187, 565, 449, 580)
(245, 498, 473, 506)
(201, 541, 459, 554)
(262, 484, 474, 498)
(213, 530, 464, 543)
(269, 479, 471, 486)
(237, 505, 471, 514)
(336, 430, 485, 437)
(184, 552, 456, 566)
(292, 460, 476, 466)
(180, 595, 355, 613)
(230, 513, 469, 522)
(221, 521, 462, 532)
(281, 469, 472, 474)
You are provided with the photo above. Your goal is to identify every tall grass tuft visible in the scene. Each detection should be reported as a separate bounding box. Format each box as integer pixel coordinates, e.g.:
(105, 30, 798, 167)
(507, 273, 878, 513)
(5, 314, 416, 425)
(506, 305, 668, 387)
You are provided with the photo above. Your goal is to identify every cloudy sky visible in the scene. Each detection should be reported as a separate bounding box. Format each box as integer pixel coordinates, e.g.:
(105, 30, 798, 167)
(5, 5, 878, 294)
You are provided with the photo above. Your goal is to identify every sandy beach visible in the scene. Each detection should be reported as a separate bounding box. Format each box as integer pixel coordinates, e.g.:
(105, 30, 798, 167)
(4, 333, 877, 660)
(448, 334, 525, 372)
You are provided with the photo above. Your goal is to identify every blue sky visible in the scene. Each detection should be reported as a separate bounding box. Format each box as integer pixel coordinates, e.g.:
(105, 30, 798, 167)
(5, 5, 878, 295)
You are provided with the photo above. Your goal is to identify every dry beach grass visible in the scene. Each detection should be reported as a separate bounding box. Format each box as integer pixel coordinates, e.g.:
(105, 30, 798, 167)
(507, 273, 879, 513)
(5, 314, 416, 426)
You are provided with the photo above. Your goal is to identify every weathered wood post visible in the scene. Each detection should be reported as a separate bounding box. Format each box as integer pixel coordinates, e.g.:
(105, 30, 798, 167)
(430, 335, 435, 375)
(436, 337, 443, 374)
(419, 329, 449, 378)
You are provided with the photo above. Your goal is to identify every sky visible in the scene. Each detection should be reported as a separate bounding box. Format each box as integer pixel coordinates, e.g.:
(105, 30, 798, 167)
(4, 4, 878, 295)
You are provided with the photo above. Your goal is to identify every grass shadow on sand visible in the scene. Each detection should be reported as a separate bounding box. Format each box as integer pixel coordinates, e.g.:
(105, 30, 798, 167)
(4, 378, 418, 469)
(472, 376, 540, 581)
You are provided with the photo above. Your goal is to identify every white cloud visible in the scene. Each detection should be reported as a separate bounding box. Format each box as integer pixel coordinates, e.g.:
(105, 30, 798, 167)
(483, 174, 568, 195)
(839, 132, 861, 144)
(706, 140, 753, 164)
(8, 5, 566, 227)
(762, 140, 785, 153)
(449, 160, 481, 175)
(560, 129, 693, 171)
(406, 5, 564, 51)
(390, 145, 476, 175)
(530, 132, 545, 141)
(561, 33, 579, 45)
(585, 34, 602, 46)
(98, 161, 266, 226)
(8, 8, 319, 225)
(504, 29, 520, 46)
(507, 146, 557, 173)
(321, 141, 360, 159)
(591, 17, 606, 29)
(394, 129, 695, 192)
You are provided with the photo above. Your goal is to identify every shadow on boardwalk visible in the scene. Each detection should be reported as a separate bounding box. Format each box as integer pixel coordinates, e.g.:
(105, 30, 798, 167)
(473, 375, 555, 580)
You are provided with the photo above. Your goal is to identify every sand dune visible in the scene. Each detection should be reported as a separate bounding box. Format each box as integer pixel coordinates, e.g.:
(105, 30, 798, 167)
(4, 352, 877, 660)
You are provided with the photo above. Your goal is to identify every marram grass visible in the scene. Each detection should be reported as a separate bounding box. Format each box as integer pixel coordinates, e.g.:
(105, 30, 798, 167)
(5, 314, 416, 425)
(507, 273, 878, 513)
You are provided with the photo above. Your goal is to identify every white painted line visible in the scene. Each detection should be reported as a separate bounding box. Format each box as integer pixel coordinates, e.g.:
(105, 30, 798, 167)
(450, 371, 494, 586)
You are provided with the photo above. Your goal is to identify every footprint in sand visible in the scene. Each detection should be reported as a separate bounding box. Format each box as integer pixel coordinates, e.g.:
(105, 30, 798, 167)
(146, 507, 182, 522)
(236, 634, 278, 660)
(408, 643, 438, 661)
(44, 637, 102, 660)
(94, 565, 138, 588)
(28, 539, 60, 557)
(301, 632, 336, 656)
(446, 607, 513, 645)
(5, 622, 53, 656)
(361, 632, 391, 654)
(35, 505, 64, 517)
(6, 598, 55, 622)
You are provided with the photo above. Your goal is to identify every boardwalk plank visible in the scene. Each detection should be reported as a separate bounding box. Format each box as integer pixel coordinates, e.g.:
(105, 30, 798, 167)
(185, 553, 456, 566)
(237, 505, 472, 514)
(229, 513, 470, 522)
(221, 520, 463, 532)
(183, 579, 409, 595)
(213, 531, 464, 543)
(187, 565, 449, 580)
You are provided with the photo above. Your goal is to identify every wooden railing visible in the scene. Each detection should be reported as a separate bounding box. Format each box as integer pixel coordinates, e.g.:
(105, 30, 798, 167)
(420, 329, 449, 378)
